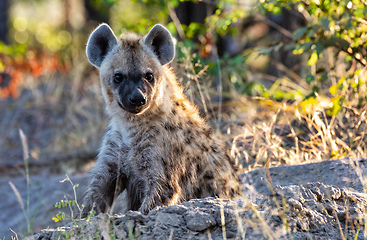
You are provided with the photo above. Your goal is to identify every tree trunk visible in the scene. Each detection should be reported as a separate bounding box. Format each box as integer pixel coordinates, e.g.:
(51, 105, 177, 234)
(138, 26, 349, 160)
(0, 0, 9, 44)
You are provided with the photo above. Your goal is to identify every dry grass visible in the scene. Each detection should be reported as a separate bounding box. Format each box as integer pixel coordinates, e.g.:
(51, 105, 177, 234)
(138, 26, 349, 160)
(223, 99, 367, 172)
(175, 46, 367, 173)
(2, 46, 366, 176)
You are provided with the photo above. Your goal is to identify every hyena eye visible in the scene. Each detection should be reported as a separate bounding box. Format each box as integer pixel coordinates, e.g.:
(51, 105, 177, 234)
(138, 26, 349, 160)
(144, 73, 154, 82)
(114, 73, 123, 83)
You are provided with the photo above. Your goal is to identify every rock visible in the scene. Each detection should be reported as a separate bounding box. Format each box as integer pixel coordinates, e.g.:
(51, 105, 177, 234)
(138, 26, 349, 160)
(126, 210, 146, 222)
(185, 209, 216, 231)
(10, 158, 367, 239)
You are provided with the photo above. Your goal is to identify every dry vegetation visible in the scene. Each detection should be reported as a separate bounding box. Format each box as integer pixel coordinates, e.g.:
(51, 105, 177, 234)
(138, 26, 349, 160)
(3, 49, 367, 240)
(2, 49, 367, 177)
(175, 48, 367, 172)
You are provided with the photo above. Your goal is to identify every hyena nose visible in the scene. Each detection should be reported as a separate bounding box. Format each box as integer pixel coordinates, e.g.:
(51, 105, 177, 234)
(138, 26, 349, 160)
(129, 92, 146, 106)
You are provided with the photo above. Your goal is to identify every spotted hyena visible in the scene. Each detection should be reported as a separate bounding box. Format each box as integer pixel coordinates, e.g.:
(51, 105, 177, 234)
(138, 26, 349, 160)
(81, 23, 241, 216)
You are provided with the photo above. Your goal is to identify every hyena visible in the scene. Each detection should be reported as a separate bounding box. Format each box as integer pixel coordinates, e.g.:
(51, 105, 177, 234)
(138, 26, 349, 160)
(82, 23, 241, 216)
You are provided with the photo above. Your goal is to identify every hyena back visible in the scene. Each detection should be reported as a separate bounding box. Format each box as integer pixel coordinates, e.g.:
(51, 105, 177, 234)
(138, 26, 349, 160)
(82, 23, 241, 216)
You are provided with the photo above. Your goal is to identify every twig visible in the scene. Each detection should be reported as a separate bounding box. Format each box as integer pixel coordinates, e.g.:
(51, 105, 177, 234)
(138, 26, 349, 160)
(257, 15, 293, 39)
(271, 60, 310, 90)
(167, 2, 185, 40)
(342, 48, 367, 67)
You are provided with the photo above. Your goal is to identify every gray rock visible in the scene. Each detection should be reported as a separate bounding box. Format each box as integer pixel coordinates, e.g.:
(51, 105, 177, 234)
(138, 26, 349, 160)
(10, 159, 367, 239)
(185, 209, 216, 231)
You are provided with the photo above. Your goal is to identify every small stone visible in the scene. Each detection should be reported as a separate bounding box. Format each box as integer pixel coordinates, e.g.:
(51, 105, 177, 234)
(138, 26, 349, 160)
(185, 210, 216, 232)
(127, 210, 147, 222)
(163, 204, 188, 215)
(156, 212, 184, 227)
(288, 198, 303, 212)
(296, 219, 309, 232)
(304, 200, 317, 210)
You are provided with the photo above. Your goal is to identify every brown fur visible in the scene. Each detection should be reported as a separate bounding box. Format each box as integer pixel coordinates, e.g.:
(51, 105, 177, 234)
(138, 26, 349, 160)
(82, 24, 241, 217)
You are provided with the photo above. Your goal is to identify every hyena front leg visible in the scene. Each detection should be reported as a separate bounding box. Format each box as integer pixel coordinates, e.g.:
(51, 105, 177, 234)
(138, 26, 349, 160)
(81, 158, 128, 217)
(82, 137, 129, 218)
(134, 150, 171, 214)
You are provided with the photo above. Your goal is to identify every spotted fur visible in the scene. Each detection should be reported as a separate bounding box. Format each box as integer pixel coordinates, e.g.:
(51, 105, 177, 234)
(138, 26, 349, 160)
(82, 24, 241, 216)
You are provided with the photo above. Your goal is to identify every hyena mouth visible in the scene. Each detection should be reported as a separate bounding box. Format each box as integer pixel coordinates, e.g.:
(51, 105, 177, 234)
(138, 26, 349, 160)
(118, 101, 146, 115)
(117, 101, 124, 110)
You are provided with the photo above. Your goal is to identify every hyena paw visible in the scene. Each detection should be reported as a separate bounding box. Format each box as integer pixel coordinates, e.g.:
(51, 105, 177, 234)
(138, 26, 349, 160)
(138, 197, 158, 214)
(81, 202, 93, 218)
(138, 203, 151, 215)
(139, 193, 165, 214)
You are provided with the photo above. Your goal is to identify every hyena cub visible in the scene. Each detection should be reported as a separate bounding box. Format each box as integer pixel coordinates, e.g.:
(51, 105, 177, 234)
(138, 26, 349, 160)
(82, 23, 241, 216)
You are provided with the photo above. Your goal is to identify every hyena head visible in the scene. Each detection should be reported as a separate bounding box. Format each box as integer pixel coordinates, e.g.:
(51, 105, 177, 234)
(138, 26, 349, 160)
(86, 24, 175, 115)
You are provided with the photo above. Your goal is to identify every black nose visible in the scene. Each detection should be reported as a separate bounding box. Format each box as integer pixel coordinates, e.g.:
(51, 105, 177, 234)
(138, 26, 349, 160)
(129, 91, 146, 106)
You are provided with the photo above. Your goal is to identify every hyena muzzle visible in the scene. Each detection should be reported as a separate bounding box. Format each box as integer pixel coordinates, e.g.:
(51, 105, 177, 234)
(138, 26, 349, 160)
(81, 23, 242, 217)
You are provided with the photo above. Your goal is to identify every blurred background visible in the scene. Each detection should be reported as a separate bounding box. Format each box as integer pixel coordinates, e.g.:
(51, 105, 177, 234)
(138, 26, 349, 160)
(1, 0, 367, 238)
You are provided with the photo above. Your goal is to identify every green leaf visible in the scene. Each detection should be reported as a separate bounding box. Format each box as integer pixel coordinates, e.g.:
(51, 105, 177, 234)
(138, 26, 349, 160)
(307, 51, 319, 66)
(320, 73, 328, 81)
(293, 27, 308, 40)
(293, 45, 304, 55)
(300, 96, 318, 113)
(334, 37, 350, 49)
(327, 97, 342, 116)
(355, 69, 362, 75)
(337, 77, 346, 86)
(272, 6, 281, 15)
(354, 9, 364, 18)
(306, 74, 316, 83)
(315, 43, 324, 54)
(274, 89, 285, 100)
(321, 17, 330, 28)
(329, 85, 338, 95)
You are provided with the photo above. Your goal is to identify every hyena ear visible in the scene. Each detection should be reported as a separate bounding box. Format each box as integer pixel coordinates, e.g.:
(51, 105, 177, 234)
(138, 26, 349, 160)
(144, 24, 175, 65)
(86, 24, 118, 68)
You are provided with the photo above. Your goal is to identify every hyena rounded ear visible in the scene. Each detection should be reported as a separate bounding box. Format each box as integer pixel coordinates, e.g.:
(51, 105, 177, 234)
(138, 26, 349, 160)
(86, 24, 118, 68)
(144, 24, 175, 65)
